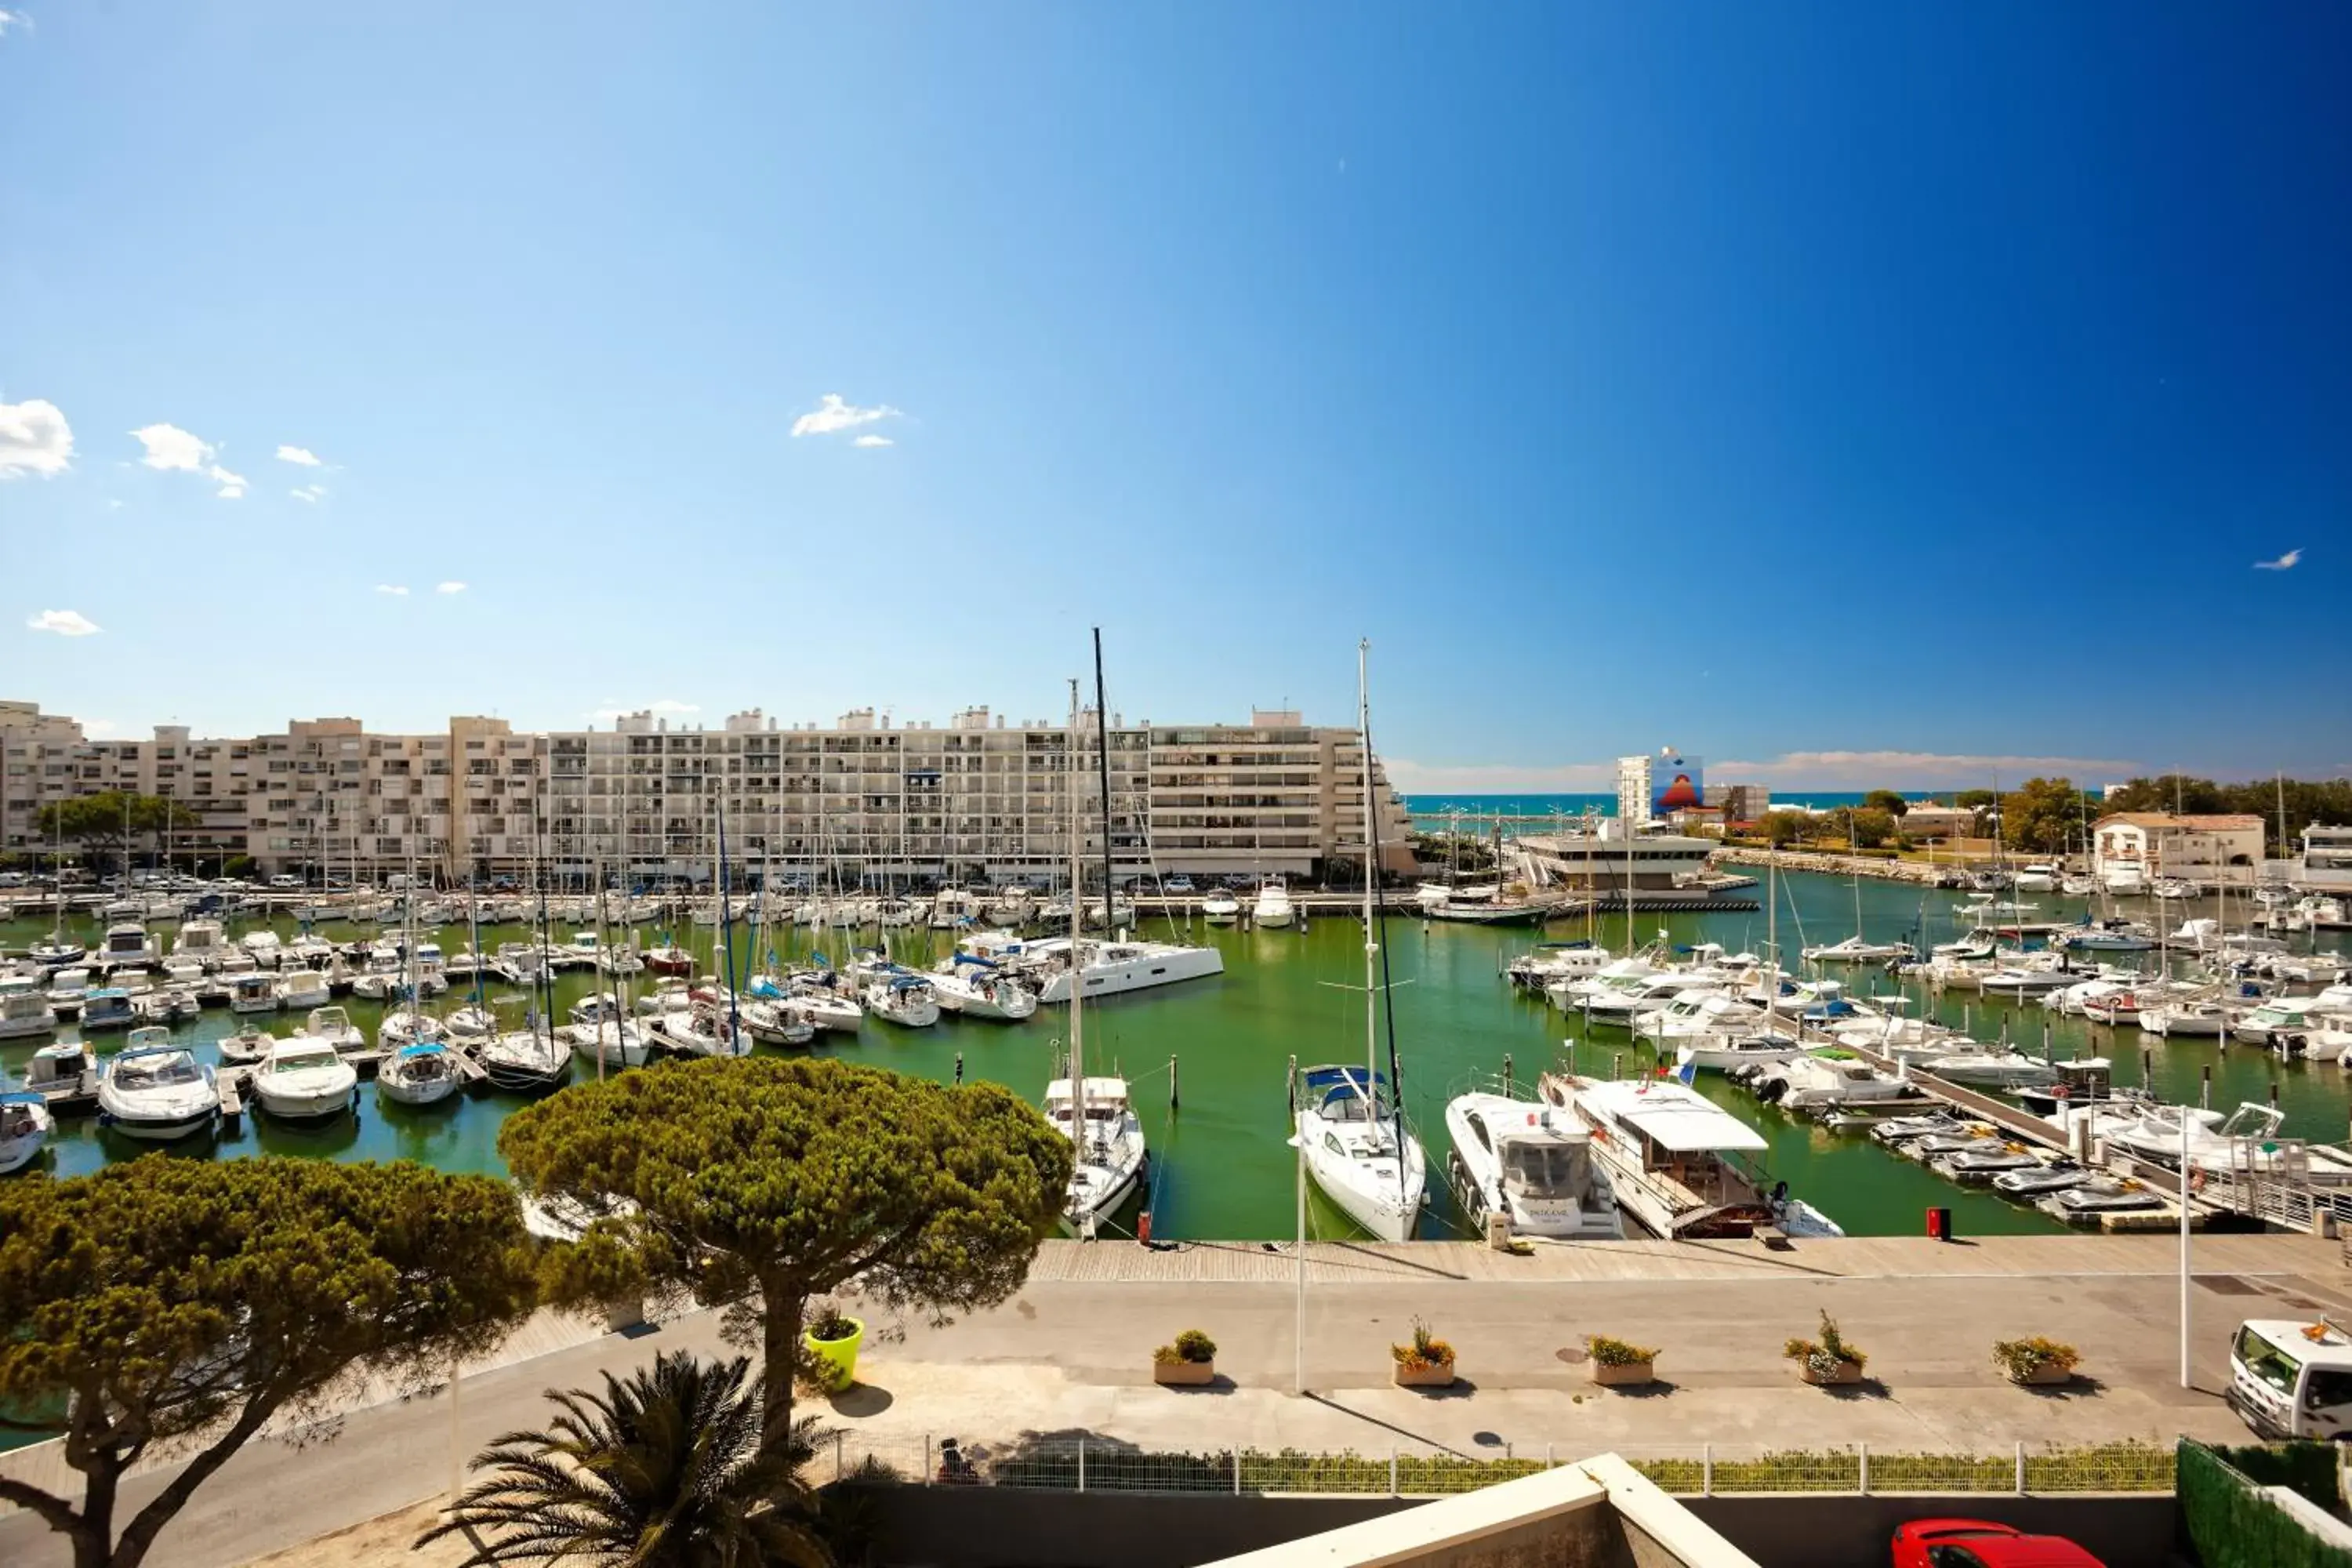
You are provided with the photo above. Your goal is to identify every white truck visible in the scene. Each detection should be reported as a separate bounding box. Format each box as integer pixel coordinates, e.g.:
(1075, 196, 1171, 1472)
(2228, 1317, 2352, 1439)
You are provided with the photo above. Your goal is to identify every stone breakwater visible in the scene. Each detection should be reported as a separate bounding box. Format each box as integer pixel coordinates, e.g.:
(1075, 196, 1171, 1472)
(1711, 846, 1963, 885)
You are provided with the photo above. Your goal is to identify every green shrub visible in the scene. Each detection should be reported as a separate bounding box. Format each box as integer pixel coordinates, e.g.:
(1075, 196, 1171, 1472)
(1392, 1316, 1455, 1370)
(1153, 1329, 1217, 1365)
(1587, 1334, 1660, 1367)
(1784, 1310, 1867, 1374)
(1992, 1337, 2078, 1381)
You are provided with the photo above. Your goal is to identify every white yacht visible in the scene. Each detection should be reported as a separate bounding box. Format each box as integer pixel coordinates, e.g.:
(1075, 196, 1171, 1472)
(97, 1040, 220, 1141)
(561, 1014, 655, 1069)
(787, 981, 862, 1033)
(739, 997, 816, 1047)
(0, 1091, 52, 1174)
(0, 977, 55, 1040)
(1535, 1071, 1840, 1240)
(174, 917, 230, 965)
(1751, 1053, 1911, 1112)
(648, 1007, 751, 1058)
(2234, 998, 2328, 1048)
(931, 962, 1039, 1021)
(275, 965, 332, 1010)
(239, 929, 285, 967)
(2139, 998, 2228, 1037)
(252, 1036, 358, 1122)
(23, 1040, 94, 1098)
(1632, 991, 1760, 1044)
(216, 1022, 277, 1065)
(2012, 865, 2058, 893)
(45, 966, 91, 1016)
(1200, 890, 1241, 924)
(79, 987, 136, 1032)
(228, 971, 279, 1014)
(1444, 1091, 1621, 1240)
(99, 922, 158, 969)
(378, 1040, 461, 1106)
(1048, 1073, 1149, 1230)
(1801, 934, 1915, 964)
(861, 975, 941, 1027)
(1029, 936, 1225, 1004)
(1251, 878, 1294, 928)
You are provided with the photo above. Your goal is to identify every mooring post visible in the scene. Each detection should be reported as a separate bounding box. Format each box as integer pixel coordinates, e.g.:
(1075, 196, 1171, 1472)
(1171, 1054, 1180, 1112)
(954, 1051, 964, 1085)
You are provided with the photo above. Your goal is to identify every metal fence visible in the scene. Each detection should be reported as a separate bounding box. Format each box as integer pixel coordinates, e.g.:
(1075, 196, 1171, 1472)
(823, 1435, 2174, 1498)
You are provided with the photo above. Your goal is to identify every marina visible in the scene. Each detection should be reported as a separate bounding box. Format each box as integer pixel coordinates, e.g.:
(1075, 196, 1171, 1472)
(5, 862, 2349, 1245)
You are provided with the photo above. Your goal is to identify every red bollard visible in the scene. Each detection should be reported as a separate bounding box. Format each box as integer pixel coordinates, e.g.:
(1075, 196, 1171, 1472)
(1138, 1210, 1152, 1246)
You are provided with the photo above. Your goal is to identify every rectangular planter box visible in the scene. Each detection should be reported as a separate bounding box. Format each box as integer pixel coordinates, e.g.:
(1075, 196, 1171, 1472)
(1588, 1360, 1656, 1388)
(2011, 1361, 2076, 1386)
(1394, 1361, 1458, 1388)
(1798, 1359, 1864, 1386)
(1153, 1359, 1216, 1386)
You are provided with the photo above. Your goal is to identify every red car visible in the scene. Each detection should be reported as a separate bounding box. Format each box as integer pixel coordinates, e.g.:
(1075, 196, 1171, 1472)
(1892, 1518, 2104, 1568)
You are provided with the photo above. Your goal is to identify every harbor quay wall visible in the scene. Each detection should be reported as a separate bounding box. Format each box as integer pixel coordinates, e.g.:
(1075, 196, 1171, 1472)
(1709, 847, 1962, 885)
(838, 1486, 2174, 1568)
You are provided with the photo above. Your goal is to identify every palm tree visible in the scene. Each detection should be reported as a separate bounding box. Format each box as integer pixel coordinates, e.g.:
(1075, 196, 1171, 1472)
(418, 1349, 831, 1567)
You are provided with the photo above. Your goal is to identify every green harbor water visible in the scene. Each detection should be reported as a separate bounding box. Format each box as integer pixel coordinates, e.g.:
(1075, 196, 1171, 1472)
(5, 870, 2347, 1245)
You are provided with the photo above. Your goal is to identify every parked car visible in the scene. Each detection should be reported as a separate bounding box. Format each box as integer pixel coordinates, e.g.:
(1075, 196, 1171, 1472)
(1892, 1519, 2103, 1568)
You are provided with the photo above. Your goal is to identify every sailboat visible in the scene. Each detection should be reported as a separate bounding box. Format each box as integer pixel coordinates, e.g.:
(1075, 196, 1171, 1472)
(1046, 655, 1149, 1234)
(1293, 640, 1428, 1243)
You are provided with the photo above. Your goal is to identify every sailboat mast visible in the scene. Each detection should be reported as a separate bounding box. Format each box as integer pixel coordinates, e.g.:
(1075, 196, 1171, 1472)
(1065, 678, 1087, 1192)
(717, 789, 741, 1049)
(1359, 640, 1409, 1203)
(1091, 628, 1117, 938)
(1358, 641, 1377, 1086)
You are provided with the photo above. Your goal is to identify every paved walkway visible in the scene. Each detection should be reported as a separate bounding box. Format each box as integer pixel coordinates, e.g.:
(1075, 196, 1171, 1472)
(3, 1232, 2343, 1566)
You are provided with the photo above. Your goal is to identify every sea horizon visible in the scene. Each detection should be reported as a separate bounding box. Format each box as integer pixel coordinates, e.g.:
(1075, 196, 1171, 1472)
(1401, 789, 1944, 821)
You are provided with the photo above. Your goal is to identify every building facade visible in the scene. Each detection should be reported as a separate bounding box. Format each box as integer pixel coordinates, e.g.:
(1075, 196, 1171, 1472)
(2, 700, 1412, 885)
(1614, 756, 1652, 826)
(2090, 812, 2265, 880)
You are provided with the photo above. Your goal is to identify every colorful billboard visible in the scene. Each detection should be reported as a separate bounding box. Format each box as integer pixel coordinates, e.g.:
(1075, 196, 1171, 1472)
(1652, 753, 1704, 815)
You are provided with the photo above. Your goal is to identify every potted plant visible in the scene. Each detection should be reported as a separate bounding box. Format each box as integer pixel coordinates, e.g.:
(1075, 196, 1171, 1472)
(1993, 1336, 2079, 1387)
(1152, 1328, 1218, 1386)
(801, 1301, 864, 1392)
(1392, 1316, 1458, 1389)
(1784, 1310, 1867, 1386)
(1585, 1334, 1660, 1388)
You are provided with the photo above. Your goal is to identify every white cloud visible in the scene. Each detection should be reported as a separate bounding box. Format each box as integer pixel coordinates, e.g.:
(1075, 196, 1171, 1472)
(2254, 548, 2303, 572)
(435, 580, 466, 594)
(209, 464, 246, 499)
(277, 445, 324, 466)
(1710, 750, 2143, 788)
(130, 423, 213, 471)
(290, 484, 327, 503)
(790, 393, 901, 438)
(853, 434, 894, 448)
(0, 9, 28, 39)
(0, 397, 73, 477)
(27, 608, 100, 637)
(587, 698, 700, 722)
(375, 584, 409, 597)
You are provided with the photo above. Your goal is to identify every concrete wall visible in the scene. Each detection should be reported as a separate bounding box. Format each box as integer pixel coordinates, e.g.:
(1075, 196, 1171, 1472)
(850, 1487, 2172, 1568)
(1682, 1495, 2173, 1568)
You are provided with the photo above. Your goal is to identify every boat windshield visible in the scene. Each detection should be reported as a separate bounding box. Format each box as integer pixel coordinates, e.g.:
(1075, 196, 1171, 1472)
(1500, 1138, 1590, 1199)
(274, 1049, 340, 1073)
(115, 1054, 198, 1089)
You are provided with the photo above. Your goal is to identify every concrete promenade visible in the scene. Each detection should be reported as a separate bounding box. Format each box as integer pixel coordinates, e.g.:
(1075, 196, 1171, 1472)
(3, 1232, 2345, 1566)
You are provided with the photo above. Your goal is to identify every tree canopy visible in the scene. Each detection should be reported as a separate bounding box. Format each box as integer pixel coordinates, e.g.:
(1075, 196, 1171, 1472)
(1998, 777, 2103, 855)
(1758, 810, 1814, 848)
(31, 793, 201, 864)
(0, 1156, 539, 1568)
(1846, 808, 1899, 849)
(499, 1056, 1071, 1450)
(2101, 775, 2352, 854)
(1861, 790, 1910, 818)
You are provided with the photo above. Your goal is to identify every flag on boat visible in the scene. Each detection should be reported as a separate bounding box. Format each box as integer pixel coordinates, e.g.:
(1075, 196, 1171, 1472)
(1677, 1058, 1697, 1087)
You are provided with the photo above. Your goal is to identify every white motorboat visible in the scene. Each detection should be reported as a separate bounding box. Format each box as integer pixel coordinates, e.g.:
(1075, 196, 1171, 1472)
(481, 1026, 575, 1091)
(1915, 1047, 2067, 1088)
(305, 1004, 367, 1056)
(229, 971, 280, 1014)
(739, 998, 816, 1047)
(1444, 1091, 1621, 1240)
(1751, 1053, 1911, 1112)
(562, 1015, 655, 1069)
(1633, 991, 1760, 1044)
(444, 1004, 498, 1044)
(216, 1022, 277, 1065)
(45, 966, 91, 1016)
(1201, 891, 1241, 924)
(2012, 865, 2058, 893)
(160, 953, 206, 986)
(1536, 1070, 1841, 1240)
(2140, 999, 2228, 1036)
(1252, 878, 1294, 928)
(98, 922, 158, 970)
(22, 1039, 93, 1098)
(1506, 942, 1613, 990)
(275, 966, 332, 1010)
(1979, 965, 2082, 997)
(2101, 862, 2148, 895)
(98, 1041, 220, 1141)
(1048, 1073, 1149, 1229)
(929, 887, 982, 929)
(1029, 936, 1224, 1004)
(2151, 877, 2198, 901)
(79, 985, 140, 1033)
(787, 982, 862, 1033)
(240, 930, 285, 967)
(378, 1040, 462, 1106)
(0, 1091, 52, 1174)
(173, 917, 230, 964)
(135, 985, 201, 1025)
(0, 977, 55, 1041)
(252, 1036, 358, 1121)
(1569, 969, 1722, 1027)
(1802, 935, 1915, 964)
(1682, 1034, 1805, 1073)
(2059, 874, 2100, 898)
(2234, 998, 2328, 1047)
(29, 939, 87, 971)
(862, 975, 941, 1027)
(931, 962, 1039, 1021)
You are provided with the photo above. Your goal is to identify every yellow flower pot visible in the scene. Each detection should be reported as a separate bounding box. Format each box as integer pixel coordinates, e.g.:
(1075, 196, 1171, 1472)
(803, 1316, 864, 1392)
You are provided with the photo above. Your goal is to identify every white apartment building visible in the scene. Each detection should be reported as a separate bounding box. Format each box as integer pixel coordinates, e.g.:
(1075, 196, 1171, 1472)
(2, 700, 1411, 885)
(1614, 755, 1652, 826)
(2090, 812, 2266, 882)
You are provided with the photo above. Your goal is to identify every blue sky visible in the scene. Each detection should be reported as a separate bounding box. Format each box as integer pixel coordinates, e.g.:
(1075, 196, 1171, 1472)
(3, 3, 2346, 790)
